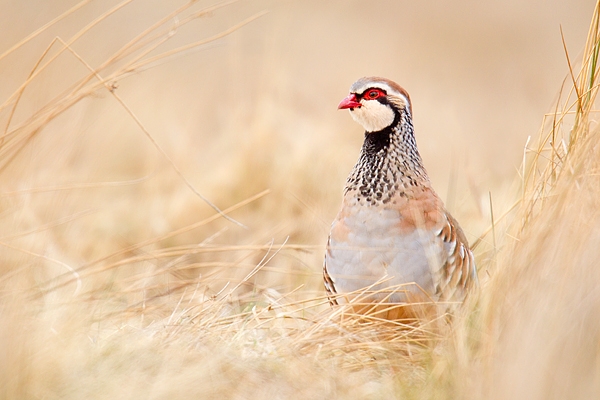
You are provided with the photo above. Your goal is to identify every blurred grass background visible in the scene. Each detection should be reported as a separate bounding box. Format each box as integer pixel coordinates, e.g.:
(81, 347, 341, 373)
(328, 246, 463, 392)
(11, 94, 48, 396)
(0, 0, 598, 398)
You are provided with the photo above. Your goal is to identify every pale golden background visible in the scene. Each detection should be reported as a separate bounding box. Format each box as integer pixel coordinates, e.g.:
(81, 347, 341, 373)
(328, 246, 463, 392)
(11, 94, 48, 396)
(0, 0, 592, 270)
(0, 1, 597, 398)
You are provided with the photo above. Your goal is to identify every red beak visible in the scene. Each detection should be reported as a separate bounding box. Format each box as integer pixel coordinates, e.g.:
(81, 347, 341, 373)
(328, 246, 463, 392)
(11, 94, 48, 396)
(338, 93, 361, 110)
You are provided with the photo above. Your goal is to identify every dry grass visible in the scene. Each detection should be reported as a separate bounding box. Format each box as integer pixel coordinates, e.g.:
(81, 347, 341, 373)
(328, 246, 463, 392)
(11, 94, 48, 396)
(0, 0, 599, 399)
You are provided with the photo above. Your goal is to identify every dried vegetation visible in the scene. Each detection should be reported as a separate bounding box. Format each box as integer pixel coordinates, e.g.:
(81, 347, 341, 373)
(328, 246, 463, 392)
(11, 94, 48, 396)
(1, 1, 599, 398)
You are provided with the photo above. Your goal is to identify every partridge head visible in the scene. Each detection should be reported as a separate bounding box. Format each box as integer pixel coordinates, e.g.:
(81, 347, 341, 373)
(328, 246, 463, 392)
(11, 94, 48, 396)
(337, 77, 412, 133)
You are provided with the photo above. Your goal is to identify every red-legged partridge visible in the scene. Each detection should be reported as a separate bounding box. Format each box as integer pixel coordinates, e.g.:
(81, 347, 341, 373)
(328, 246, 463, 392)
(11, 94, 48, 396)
(324, 77, 477, 318)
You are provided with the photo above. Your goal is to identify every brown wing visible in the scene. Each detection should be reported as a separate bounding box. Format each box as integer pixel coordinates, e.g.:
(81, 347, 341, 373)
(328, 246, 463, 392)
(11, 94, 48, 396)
(435, 212, 478, 302)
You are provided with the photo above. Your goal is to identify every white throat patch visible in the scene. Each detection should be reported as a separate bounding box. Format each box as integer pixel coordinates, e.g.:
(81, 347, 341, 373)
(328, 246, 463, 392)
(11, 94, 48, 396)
(349, 100, 395, 133)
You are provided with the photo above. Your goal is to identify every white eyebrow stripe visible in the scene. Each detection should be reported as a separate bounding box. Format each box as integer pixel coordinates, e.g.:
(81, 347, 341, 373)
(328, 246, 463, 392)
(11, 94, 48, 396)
(354, 82, 393, 95)
(356, 84, 409, 106)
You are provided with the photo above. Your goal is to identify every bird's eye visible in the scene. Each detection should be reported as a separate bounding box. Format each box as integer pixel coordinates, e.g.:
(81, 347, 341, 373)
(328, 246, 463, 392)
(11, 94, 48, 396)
(365, 89, 384, 99)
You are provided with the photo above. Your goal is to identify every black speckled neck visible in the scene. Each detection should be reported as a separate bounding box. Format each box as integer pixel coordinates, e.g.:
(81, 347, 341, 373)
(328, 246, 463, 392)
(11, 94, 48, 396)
(345, 112, 429, 205)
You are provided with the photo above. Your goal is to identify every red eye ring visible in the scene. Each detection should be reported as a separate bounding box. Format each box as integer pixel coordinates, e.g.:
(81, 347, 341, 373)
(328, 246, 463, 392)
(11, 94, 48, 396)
(364, 88, 385, 100)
